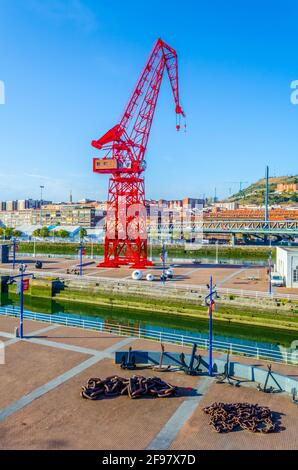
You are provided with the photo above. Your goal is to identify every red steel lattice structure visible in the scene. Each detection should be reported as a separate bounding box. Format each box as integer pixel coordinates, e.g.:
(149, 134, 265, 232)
(92, 38, 185, 268)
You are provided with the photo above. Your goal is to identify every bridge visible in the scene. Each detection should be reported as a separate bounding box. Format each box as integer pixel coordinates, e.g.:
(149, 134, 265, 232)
(147, 219, 298, 243)
(202, 219, 298, 234)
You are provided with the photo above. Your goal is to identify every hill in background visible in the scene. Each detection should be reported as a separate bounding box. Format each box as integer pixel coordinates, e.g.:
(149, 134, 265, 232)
(227, 175, 298, 205)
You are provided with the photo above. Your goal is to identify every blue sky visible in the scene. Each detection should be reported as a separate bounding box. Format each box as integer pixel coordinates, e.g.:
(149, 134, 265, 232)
(0, 0, 298, 202)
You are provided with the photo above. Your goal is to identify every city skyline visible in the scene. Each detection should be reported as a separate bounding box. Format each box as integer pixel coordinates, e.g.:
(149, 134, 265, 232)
(1, 1, 298, 202)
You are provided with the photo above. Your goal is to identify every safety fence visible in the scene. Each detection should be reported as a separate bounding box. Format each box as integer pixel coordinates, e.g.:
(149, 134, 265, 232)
(1, 266, 298, 302)
(0, 305, 296, 366)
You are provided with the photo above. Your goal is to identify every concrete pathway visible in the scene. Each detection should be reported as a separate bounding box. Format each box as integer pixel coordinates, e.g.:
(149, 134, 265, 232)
(0, 336, 134, 423)
(0, 324, 60, 348)
(217, 267, 249, 287)
(147, 376, 213, 450)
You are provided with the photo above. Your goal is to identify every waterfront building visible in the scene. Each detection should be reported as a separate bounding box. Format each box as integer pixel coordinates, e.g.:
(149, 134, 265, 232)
(276, 246, 298, 288)
(0, 205, 102, 229)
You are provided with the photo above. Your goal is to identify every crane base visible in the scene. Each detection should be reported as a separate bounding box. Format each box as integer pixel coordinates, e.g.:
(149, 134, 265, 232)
(129, 260, 154, 269)
(97, 260, 154, 269)
(97, 261, 120, 268)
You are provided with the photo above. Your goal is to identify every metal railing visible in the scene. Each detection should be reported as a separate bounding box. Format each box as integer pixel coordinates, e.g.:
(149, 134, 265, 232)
(1, 266, 298, 301)
(0, 305, 296, 365)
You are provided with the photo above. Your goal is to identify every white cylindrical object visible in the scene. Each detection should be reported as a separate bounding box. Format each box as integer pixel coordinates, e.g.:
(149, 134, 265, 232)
(132, 270, 143, 280)
(166, 268, 174, 278)
(146, 273, 154, 281)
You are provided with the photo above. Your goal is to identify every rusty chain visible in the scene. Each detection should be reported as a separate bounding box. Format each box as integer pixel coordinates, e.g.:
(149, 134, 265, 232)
(203, 402, 277, 433)
(81, 375, 176, 400)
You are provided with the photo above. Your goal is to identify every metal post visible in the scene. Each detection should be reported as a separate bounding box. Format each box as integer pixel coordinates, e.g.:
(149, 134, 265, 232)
(161, 242, 167, 285)
(12, 238, 16, 270)
(268, 250, 272, 296)
(79, 240, 83, 276)
(19, 267, 24, 339)
(265, 165, 269, 227)
(208, 275, 213, 376)
(163, 244, 165, 282)
(215, 241, 219, 264)
(39, 185, 44, 225)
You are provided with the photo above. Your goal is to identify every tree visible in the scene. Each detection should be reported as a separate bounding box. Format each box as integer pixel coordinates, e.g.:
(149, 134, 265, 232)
(57, 229, 70, 239)
(0, 227, 4, 238)
(4, 227, 14, 239)
(40, 226, 50, 238)
(80, 228, 87, 239)
(12, 230, 22, 238)
(32, 228, 41, 237)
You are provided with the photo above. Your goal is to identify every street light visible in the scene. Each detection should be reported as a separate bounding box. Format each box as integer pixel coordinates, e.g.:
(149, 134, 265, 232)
(160, 242, 167, 284)
(79, 239, 85, 276)
(11, 237, 17, 270)
(205, 275, 217, 377)
(268, 249, 273, 296)
(8, 264, 34, 338)
(40, 185, 44, 225)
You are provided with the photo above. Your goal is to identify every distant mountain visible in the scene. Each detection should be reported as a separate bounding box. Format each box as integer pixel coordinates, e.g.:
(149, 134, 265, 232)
(227, 175, 298, 205)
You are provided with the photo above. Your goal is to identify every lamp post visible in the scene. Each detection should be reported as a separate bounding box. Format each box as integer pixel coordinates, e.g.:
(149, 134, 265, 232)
(19, 264, 25, 338)
(12, 237, 17, 270)
(40, 185, 44, 225)
(160, 243, 167, 284)
(268, 249, 272, 296)
(9, 264, 33, 339)
(205, 275, 217, 377)
(79, 239, 85, 276)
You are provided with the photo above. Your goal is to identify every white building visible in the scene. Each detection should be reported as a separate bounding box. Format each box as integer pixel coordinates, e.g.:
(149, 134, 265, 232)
(276, 247, 298, 288)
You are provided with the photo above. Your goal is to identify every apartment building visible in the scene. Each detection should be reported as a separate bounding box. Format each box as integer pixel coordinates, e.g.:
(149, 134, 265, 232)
(6, 200, 17, 211)
(0, 199, 51, 211)
(0, 205, 102, 228)
(276, 183, 298, 193)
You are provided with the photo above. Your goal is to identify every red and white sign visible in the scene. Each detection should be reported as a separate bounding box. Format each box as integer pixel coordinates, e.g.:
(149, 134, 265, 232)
(207, 300, 216, 314)
(22, 279, 30, 291)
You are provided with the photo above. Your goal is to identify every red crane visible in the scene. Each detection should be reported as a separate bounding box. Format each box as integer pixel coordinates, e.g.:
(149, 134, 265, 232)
(92, 38, 185, 268)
